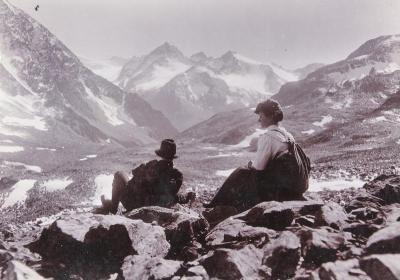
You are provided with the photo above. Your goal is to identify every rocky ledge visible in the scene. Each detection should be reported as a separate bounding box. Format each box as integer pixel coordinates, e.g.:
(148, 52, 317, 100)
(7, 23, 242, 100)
(1, 174, 400, 279)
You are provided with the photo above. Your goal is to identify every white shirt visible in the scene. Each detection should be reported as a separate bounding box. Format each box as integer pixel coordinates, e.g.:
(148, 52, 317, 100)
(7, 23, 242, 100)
(252, 125, 295, 170)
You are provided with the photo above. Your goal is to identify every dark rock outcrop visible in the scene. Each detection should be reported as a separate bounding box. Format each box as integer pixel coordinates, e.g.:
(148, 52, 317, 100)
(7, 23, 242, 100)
(125, 206, 209, 260)
(360, 254, 400, 280)
(299, 227, 347, 266)
(315, 202, 349, 230)
(120, 255, 183, 280)
(27, 213, 169, 278)
(262, 231, 301, 279)
(201, 245, 264, 279)
(365, 222, 400, 254)
(363, 174, 400, 205)
(318, 259, 370, 280)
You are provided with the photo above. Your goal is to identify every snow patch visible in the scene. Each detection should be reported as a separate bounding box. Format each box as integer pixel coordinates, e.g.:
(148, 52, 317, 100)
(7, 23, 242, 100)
(219, 73, 268, 95)
(267, 63, 299, 82)
(136, 59, 191, 91)
(1, 179, 37, 208)
(3, 161, 42, 173)
(41, 177, 73, 192)
(36, 147, 56, 151)
(2, 116, 47, 131)
(397, 139, 400, 145)
(83, 83, 125, 126)
(313, 115, 333, 128)
(0, 145, 24, 153)
(79, 154, 97, 161)
(207, 152, 242, 158)
(370, 116, 389, 123)
(215, 168, 236, 177)
(308, 177, 365, 192)
(302, 129, 315, 135)
(0, 139, 13, 143)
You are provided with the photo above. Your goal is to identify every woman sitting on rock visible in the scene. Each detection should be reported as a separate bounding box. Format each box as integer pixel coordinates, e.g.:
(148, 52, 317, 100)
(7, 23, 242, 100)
(206, 99, 310, 212)
(96, 139, 195, 214)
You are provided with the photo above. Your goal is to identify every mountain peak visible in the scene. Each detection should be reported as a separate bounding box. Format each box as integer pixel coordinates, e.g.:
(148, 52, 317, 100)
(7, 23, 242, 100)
(190, 52, 209, 62)
(347, 34, 400, 60)
(150, 42, 183, 57)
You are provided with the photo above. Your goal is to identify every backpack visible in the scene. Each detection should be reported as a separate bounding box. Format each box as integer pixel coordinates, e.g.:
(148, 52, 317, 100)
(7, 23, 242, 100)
(265, 129, 311, 196)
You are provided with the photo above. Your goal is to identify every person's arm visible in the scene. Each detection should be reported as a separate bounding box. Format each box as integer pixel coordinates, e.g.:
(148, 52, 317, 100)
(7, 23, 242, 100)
(252, 134, 274, 170)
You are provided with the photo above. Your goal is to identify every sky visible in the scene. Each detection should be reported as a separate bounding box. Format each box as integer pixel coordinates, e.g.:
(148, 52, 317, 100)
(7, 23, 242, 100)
(9, 0, 400, 69)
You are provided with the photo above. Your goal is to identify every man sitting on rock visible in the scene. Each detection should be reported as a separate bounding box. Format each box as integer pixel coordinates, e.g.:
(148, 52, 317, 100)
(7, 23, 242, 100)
(97, 139, 194, 214)
(205, 99, 311, 212)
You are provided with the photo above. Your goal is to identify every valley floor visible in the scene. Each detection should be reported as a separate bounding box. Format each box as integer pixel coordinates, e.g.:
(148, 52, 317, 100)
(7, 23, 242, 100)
(0, 141, 399, 229)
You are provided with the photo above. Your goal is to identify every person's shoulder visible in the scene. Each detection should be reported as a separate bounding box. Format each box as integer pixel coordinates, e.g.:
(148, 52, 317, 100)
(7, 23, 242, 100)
(267, 126, 294, 142)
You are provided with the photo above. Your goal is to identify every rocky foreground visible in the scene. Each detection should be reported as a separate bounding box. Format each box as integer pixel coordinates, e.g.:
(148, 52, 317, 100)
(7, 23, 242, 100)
(1, 174, 400, 279)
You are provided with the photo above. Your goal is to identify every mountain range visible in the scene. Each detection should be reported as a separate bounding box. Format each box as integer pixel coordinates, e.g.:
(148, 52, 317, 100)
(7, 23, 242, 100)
(0, 0, 177, 149)
(113, 43, 320, 130)
(180, 34, 400, 152)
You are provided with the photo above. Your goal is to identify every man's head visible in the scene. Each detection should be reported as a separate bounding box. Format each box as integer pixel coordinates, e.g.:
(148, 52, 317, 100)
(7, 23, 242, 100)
(254, 99, 283, 128)
(155, 139, 178, 160)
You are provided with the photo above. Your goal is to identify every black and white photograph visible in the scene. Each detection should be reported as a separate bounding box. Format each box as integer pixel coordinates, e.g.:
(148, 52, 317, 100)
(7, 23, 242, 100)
(0, 0, 400, 279)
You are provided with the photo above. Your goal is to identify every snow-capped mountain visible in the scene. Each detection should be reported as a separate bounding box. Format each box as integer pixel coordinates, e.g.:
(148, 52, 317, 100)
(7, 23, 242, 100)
(117, 42, 192, 93)
(117, 43, 303, 130)
(180, 34, 400, 151)
(0, 0, 177, 148)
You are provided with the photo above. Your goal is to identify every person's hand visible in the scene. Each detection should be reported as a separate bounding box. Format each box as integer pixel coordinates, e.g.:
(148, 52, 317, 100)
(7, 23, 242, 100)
(187, 191, 196, 202)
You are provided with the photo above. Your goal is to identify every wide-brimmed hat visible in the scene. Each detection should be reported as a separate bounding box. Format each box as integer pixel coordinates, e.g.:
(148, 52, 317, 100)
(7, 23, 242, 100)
(155, 139, 178, 160)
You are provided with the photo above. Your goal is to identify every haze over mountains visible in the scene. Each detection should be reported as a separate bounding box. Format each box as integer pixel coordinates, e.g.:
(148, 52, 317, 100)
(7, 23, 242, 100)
(0, 0, 176, 149)
(181, 34, 400, 151)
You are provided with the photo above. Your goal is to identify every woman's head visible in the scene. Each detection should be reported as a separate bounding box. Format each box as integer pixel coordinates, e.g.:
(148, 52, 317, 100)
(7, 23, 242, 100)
(254, 99, 283, 128)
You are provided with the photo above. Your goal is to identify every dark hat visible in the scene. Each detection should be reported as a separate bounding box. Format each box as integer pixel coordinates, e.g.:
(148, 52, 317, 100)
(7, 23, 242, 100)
(155, 139, 178, 160)
(254, 99, 283, 122)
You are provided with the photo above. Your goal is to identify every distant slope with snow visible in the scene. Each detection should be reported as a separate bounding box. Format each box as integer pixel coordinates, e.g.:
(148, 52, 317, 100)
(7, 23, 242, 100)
(0, 0, 177, 148)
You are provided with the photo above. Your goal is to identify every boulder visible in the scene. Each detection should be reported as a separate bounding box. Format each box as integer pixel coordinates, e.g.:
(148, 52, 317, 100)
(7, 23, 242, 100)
(262, 231, 301, 279)
(318, 259, 371, 280)
(242, 200, 324, 230)
(185, 265, 209, 279)
(27, 213, 169, 278)
(363, 174, 400, 205)
(344, 223, 381, 238)
(0, 250, 13, 277)
(202, 205, 238, 229)
(382, 204, 400, 226)
(299, 227, 346, 266)
(350, 207, 380, 221)
(201, 245, 264, 279)
(365, 222, 400, 254)
(360, 254, 400, 280)
(120, 255, 183, 280)
(345, 194, 384, 213)
(315, 202, 349, 230)
(125, 206, 209, 259)
(4, 260, 48, 280)
(295, 215, 315, 227)
(205, 217, 276, 248)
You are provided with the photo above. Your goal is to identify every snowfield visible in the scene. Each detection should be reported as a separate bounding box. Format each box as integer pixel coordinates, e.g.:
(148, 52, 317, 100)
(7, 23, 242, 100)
(313, 115, 333, 128)
(1, 179, 37, 208)
(41, 177, 74, 192)
(0, 145, 24, 153)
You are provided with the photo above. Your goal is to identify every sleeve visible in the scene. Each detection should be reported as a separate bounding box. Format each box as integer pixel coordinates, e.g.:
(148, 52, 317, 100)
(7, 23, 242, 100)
(252, 134, 274, 170)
